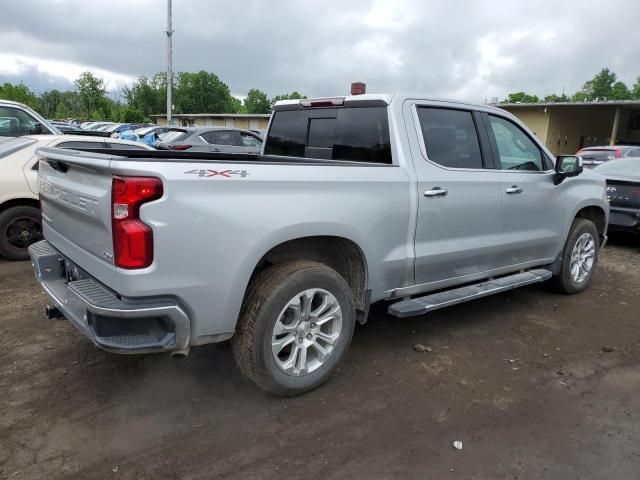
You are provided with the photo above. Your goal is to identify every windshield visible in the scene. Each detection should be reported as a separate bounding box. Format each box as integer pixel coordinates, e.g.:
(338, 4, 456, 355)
(579, 149, 615, 161)
(134, 126, 155, 136)
(159, 130, 190, 142)
(593, 158, 640, 179)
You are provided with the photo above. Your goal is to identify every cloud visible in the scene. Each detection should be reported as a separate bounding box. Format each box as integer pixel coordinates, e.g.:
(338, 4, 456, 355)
(1, 0, 639, 102)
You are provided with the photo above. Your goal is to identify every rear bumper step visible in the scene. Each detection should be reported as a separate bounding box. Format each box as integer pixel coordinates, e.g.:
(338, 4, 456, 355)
(28, 240, 191, 354)
(388, 269, 552, 318)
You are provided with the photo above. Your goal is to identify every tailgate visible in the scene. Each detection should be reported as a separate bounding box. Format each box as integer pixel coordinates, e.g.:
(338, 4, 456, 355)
(36, 147, 116, 263)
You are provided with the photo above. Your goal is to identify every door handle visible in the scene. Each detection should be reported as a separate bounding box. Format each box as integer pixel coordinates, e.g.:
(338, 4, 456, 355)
(424, 188, 448, 197)
(505, 186, 524, 194)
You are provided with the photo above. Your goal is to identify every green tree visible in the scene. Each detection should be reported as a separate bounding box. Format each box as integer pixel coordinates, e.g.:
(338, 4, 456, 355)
(610, 81, 632, 100)
(0, 82, 38, 108)
(174, 71, 234, 113)
(229, 96, 243, 113)
(505, 92, 539, 103)
(119, 106, 145, 123)
(632, 77, 640, 99)
(244, 88, 271, 113)
(124, 75, 167, 117)
(576, 68, 617, 100)
(543, 93, 570, 103)
(74, 71, 108, 118)
(271, 91, 306, 106)
(37, 89, 63, 118)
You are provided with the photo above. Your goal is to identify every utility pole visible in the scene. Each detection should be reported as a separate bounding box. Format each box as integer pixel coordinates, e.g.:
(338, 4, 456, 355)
(166, 0, 173, 125)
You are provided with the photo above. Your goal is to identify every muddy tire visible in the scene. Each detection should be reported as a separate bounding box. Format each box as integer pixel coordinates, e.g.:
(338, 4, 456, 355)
(232, 260, 355, 396)
(0, 206, 42, 261)
(552, 218, 600, 294)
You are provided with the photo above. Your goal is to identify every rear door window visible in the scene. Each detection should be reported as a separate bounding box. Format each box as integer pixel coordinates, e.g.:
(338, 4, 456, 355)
(265, 106, 391, 163)
(416, 107, 484, 169)
(208, 130, 240, 146)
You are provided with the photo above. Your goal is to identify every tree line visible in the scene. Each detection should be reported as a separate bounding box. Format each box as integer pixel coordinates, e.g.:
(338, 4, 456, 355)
(504, 68, 640, 104)
(0, 70, 305, 122)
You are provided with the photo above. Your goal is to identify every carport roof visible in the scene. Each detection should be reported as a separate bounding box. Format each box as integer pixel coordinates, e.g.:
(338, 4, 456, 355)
(496, 100, 640, 108)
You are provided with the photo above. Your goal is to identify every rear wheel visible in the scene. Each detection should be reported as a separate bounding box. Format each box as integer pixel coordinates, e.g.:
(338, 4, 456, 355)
(552, 218, 600, 294)
(232, 261, 355, 396)
(0, 206, 42, 261)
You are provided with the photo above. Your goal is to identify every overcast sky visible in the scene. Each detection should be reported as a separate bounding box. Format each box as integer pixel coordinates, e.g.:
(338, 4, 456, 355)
(2, 0, 640, 102)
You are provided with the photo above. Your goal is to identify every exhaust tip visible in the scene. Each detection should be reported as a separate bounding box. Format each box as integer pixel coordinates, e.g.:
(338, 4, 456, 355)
(45, 305, 63, 320)
(171, 348, 190, 359)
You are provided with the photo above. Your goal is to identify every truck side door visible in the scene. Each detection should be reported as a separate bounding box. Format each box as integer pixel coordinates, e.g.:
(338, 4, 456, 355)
(483, 113, 564, 267)
(406, 103, 503, 288)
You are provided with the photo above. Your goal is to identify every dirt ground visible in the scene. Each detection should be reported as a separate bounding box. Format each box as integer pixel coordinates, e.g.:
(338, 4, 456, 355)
(1, 235, 639, 480)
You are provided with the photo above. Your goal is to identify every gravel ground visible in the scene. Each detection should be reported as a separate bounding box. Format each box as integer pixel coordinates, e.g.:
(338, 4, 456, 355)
(1, 234, 639, 479)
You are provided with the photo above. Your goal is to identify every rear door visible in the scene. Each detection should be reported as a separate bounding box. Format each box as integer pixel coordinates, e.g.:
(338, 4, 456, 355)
(484, 113, 564, 267)
(407, 103, 503, 286)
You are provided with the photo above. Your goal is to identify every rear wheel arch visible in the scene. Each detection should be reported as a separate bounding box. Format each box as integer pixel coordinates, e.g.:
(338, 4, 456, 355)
(0, 198, 40, 214)
(244, 236, 369, 322)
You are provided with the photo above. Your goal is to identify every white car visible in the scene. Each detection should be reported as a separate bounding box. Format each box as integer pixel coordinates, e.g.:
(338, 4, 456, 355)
(0, 135, 154, 260)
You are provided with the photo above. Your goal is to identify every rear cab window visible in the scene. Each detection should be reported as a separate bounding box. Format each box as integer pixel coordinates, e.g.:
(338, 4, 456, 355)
(265, 106, 392, 163)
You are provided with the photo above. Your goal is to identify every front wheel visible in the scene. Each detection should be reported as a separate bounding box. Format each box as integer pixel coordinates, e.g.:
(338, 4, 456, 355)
(552, 218, 600, 294)
(232, 261, 356, 396)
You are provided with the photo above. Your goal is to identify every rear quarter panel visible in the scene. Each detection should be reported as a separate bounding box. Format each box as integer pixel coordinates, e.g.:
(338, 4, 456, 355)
(108, 159, 414, 339)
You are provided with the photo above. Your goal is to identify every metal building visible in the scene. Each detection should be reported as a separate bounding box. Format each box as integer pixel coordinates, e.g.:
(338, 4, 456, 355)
(152, 113, 271, 131)
(496, 100, 640, 155)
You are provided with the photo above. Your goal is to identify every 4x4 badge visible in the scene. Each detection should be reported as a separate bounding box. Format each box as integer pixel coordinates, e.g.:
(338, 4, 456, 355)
(184, 169, 249, 178)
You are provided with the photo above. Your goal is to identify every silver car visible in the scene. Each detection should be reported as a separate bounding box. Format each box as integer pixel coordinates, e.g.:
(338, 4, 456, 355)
(155, 126, 263, 154)
(577, 145, 640, 168)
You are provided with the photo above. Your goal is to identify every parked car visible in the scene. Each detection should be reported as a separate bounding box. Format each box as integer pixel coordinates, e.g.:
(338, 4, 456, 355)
(29, 94, 608, 396)
(593, 158, 640, 233)
(120, 126, 185, 145)
(155, 126, 263, 154)
(577, 145, 640, 168)
(50, 122, 83, 134)
(83, 122, 113, 132)
(0, 135, 154, 260)
(108, 123, 145, 138)
(0, 99, 60, 136)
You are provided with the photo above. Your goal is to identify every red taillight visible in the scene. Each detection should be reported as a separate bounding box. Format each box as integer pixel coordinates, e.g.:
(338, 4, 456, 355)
(168, 144, 191, 150)
(615, 149, 622, 158)
(112, 176, 163, 269)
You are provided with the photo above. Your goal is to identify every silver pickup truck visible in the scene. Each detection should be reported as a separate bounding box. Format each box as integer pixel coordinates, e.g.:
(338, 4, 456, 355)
(29, 94, 609, 396)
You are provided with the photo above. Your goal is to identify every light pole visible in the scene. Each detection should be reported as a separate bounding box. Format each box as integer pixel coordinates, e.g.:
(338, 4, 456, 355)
(166, 0, 173, 125)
